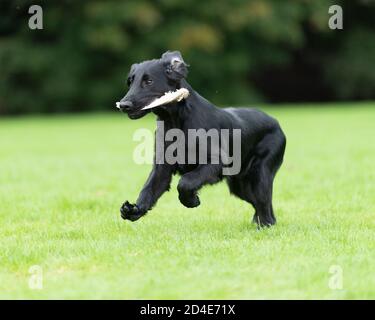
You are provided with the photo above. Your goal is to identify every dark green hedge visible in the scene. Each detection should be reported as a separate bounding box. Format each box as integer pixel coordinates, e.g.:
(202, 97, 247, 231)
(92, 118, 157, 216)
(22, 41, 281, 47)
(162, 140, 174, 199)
(0, 0, 374, 114)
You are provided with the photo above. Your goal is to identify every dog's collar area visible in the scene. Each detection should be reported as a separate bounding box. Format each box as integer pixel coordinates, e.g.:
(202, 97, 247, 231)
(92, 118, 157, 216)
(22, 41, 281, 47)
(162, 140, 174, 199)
(115, 88, 190, 111)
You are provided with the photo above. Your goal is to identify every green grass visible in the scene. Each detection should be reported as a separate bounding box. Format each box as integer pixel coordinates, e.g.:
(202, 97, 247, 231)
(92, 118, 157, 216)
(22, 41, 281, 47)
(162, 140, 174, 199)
(1, 102, 375, 299)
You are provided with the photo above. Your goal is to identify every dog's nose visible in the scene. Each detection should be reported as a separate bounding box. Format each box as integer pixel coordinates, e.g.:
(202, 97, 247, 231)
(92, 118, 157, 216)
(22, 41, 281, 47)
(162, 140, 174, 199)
(119, 101, 133, 111)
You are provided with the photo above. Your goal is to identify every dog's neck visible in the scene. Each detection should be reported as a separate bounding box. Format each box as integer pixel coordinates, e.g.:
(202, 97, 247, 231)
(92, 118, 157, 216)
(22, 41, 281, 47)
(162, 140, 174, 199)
(152, 80, 200, 127)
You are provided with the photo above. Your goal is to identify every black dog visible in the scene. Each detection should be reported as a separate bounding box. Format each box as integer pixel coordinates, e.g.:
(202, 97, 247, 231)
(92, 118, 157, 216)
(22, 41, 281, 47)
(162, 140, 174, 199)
(118, 51, 286, 227)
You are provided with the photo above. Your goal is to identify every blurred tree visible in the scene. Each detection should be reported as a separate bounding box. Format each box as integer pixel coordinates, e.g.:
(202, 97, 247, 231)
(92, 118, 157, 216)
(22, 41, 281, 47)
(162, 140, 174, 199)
(0, 0, 374, 114)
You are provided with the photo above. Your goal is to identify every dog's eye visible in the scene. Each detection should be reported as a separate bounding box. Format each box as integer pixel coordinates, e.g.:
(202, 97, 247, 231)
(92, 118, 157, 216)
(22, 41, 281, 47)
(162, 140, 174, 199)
(144, 79, 153, 86)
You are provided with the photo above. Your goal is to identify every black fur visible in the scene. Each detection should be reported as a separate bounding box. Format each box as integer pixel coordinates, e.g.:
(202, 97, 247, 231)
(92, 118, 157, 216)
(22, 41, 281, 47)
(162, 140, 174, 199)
(118, 51, 286, 227)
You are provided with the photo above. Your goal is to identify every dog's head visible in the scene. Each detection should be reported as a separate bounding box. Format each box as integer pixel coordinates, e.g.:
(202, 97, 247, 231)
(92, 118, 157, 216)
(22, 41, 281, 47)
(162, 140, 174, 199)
(118, 51, 189, 119)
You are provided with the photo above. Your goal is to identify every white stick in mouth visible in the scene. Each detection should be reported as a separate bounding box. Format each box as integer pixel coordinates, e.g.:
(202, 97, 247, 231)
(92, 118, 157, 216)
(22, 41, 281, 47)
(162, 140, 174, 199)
(141, 88, 190, 110)
(115, 88, 189, 111)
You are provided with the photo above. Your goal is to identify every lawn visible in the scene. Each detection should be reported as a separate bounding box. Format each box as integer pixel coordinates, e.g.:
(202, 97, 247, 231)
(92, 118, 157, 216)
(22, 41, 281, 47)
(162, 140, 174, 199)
(0, 102, 374, 299)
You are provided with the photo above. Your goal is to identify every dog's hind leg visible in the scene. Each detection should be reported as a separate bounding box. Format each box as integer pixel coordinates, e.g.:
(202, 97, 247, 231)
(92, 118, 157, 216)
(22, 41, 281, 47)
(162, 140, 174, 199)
(227, 129, 286, 227)
(228, 162, 276, 227)
(248, 162, 276, 227)
(248, 129, 286, 227)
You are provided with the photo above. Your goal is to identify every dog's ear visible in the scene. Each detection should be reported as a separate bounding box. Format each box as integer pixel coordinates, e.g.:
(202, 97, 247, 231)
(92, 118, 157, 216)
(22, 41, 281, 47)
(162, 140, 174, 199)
(161, 51, 189, 81)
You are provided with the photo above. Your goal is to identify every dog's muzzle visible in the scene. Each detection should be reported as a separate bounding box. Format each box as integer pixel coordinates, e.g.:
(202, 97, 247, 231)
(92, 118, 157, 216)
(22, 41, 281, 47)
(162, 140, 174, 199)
(117, 101, 133, 112)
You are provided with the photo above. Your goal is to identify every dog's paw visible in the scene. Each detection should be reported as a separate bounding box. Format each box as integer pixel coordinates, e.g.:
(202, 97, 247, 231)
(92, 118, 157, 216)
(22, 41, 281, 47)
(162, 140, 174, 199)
(179, 193, 201, 208)
(252, 213, 276, 228)
(120, 201, 144, 221)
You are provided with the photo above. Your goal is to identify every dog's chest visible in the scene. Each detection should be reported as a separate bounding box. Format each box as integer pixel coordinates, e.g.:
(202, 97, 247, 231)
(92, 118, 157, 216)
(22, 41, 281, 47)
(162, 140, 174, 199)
(175, 163, 197, 175)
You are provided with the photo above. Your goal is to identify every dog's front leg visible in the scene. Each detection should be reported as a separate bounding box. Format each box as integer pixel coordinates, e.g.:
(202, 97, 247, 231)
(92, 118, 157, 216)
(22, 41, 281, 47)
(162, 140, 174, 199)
(177, 165, 222, 208)
(121, 164, 173, 221)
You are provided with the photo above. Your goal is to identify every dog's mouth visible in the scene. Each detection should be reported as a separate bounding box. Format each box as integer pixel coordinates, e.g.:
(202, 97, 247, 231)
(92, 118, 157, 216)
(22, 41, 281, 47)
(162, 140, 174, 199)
(116, 88, 190, 118)
(116, 97, 156, 119)
(127, 110, 148, 119)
